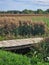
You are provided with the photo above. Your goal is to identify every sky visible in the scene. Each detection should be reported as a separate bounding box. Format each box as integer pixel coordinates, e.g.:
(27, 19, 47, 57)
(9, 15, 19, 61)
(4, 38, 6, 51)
(0, 0, 49, 11)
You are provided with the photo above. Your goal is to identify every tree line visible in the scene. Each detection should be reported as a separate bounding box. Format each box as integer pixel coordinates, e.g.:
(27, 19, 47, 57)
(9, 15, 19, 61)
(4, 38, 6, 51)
(0, 9, 49, 14)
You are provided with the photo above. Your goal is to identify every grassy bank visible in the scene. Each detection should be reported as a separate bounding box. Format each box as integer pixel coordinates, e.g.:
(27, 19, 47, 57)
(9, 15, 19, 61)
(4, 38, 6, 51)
(0, 37, 49, 65)
(0, 50, 49, 65)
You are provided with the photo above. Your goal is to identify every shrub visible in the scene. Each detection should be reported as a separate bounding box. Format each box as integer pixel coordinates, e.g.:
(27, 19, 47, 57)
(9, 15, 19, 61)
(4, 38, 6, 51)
(32, 22, 45, 35)
(0, 21, 46, 40)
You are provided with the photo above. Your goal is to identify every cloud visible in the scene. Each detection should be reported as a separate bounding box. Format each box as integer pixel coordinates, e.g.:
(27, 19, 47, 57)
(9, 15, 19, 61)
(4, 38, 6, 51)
(35, 0, 49, 6)
(12, 0, 49, 7)
(0, 0, 49, 11)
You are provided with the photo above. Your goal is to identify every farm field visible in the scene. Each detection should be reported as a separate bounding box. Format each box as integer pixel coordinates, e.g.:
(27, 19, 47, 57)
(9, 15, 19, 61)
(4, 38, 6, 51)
(0, 14, 49, 27)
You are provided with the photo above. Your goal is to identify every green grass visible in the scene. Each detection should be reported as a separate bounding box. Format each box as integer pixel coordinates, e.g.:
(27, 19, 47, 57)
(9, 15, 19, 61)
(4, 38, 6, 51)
(0, 36, 5, 41)
(0, 50, 31, 65)
(0, 50, 49, 65)
(32, 16, 49, 27)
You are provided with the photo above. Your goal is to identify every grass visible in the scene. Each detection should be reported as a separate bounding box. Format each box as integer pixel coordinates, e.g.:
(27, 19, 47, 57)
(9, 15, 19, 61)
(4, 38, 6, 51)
(32, 16, 49, 27)
(0, 50, 31, 65)
(0, 15, 49, 29)
(0, 36, 5, 41)
(0, 15, 49, 27)
(0, 50, 49, 65)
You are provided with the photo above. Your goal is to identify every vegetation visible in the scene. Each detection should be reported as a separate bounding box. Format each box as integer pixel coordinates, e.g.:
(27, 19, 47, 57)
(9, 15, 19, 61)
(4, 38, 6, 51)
(0, 9, 49, 65)
(0, 38, 49, 65)
(0, 50, 31, 65)
(0, 14, 49, 40)
(26, 38, 49, 56)
(0, 9, 49, 14)
(0, 21, 46, 40)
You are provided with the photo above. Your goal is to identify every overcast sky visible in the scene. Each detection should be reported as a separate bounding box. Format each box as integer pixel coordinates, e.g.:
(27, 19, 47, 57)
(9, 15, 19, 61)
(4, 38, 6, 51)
(0, 0, 49, 11)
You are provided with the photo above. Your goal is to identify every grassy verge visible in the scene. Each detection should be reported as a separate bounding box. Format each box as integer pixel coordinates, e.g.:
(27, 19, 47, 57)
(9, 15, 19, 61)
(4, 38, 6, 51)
(0, 50, 49, 65)
(0, 50, 31, 65)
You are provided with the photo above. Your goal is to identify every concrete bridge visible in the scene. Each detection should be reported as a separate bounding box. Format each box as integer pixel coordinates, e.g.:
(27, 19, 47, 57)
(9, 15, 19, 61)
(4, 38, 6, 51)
(0, 38, 43, 50)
